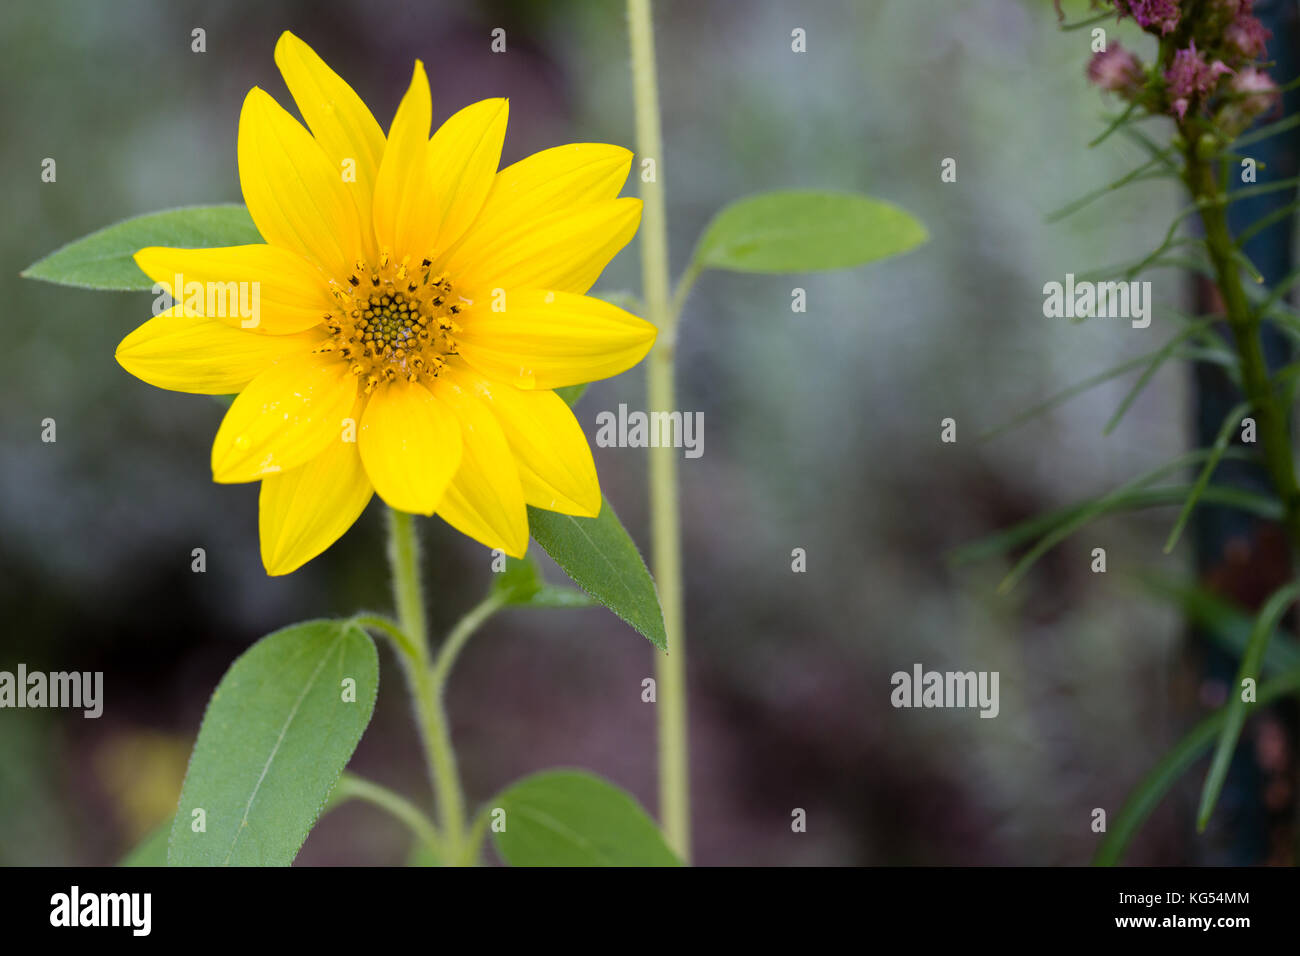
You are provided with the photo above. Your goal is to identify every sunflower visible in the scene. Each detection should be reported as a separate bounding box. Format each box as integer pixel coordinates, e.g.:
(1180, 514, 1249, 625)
(116, 32, 655, 575)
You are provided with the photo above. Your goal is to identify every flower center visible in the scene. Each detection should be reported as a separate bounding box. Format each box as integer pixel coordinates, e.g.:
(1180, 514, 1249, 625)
(324, 251, 463, 393)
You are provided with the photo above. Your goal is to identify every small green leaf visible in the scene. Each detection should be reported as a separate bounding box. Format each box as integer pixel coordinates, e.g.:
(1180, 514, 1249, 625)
(950, 478, 1276, 569)
(407, 843, 441, 867)
(1095, 662, 1300, 865)
(1046, 158, 1173, 224)
(527, 586, 598, 609)
(118, 823, 170, 866)
(528, 499, 666, 649)
(168, 619, 378, 866)
(1197, 581, 1300, 832)
(493, 555, 594, 609)
(1094, 712, 1222, 866)
(22, 204, 261, 291)
(948, 448, 1268, 578)
(1102, 318, 1222, 436)
(491, 770, 681, 866)
(691, 190, 926, 274)
(1136, 575, 1300, 675)
(493, 556, 544, 604)
(1164, 401, 1251, 553)
(979, 349, 1164, 444)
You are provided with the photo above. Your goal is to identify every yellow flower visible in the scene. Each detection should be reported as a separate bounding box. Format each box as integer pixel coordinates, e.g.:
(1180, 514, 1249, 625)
(117, 32, 655, 575)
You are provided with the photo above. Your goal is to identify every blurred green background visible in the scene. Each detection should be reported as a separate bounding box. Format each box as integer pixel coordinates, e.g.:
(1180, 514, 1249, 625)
(0, 0, 1235, 865)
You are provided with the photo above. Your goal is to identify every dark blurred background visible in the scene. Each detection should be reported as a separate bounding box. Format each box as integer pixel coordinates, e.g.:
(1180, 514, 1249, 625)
(0, 0, 1265, 865)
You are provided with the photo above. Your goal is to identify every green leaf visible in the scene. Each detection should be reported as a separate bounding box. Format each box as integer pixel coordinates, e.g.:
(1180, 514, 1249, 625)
(527, 585, 599, 609)
(1136, 576, 1300, 675)
(1232, 111, 1300, 150)
(492, 555, 593, 609)
(979, 351, 1163, 444)
(1164, 401, 1251, 553)
(947, 448, 1268, 586)
(950, 478, 1275, 569)
(118, 823, 170, 866)
(691, 190, 926, 274)
(1197, 581, 1300, 831)
(22, 204, 260, 291)
(1062, 9, 1117, 31)
(1094, 708, 1222, 866)
(994, 482, 1258, 595)
(407, 843, 441, 867)
(168, 619, 378, 866)
(1103, 319, 1220, 436)
(493, 556, 543, 604)
(491, 770, 681, 866)
(527, 499, 667, 649)
(977, 317, 1219, 443)
(1095, 662, 1300, 865)
(1046, 158, 1174, 224)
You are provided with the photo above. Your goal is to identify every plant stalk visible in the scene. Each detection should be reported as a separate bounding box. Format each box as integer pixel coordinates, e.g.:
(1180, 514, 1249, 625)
(1187, 153, 1300, 548)
(385, 508, 469, 863)
(628, 0, 691, 863)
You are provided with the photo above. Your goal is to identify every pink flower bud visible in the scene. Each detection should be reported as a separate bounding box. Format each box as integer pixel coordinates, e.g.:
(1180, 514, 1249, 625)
(1233, 66, 1280, 116)
(1087, 43, 1144, 94)
(1117, 0, 1181, 36)
(1225, 14, 1270, 58)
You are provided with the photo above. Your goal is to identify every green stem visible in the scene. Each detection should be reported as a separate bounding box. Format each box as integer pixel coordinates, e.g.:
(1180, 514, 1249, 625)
(628, 0, 691, 863)
(1187, 154, 1300, 547)
(333, 772, 442, 855)
(350, 612, 418, 660)
(670, 263, 702, 324)
(459, 804, 495, 868)
(432, 592, 506, 690)
(384, 508, 469, 863)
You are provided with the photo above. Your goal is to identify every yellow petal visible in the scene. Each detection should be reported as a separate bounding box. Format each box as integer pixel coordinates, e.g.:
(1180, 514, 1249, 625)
(238, 86, 362, 277)
(116, 308, 324, 395)
(259, 406, 373, 575)
(456, 289, 656, 389)
(357, 379, 462, 515)
(447, 364, 599, 516)
(274, 31, 386, 263)
(371, 62, 439, 261)
(428, 370, 529, 557)
(134, 244, 336, 334)
(211, 350, 357, 483)
(444, 198, 641, 295)
(447, 143, 631, 255)
(426, 98, 508, 254)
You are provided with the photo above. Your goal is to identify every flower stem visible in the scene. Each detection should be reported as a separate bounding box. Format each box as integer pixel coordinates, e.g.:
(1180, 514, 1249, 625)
(384, 508, 469, 863)
(432, 592, 506, 690)
(1186, 153, 1300, 548)
(628, 0, 691, 863)
(333, 772, 442, 856)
